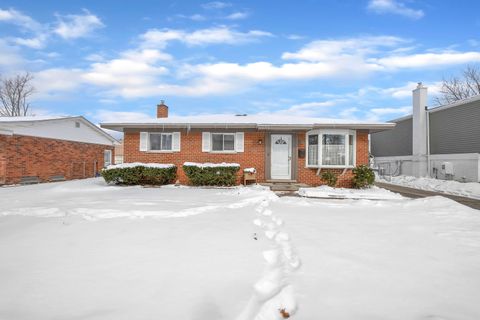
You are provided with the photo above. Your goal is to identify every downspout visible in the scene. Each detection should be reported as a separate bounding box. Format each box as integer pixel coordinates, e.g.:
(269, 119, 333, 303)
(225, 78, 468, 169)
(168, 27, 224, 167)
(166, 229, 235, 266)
(426, 106, 431, 178)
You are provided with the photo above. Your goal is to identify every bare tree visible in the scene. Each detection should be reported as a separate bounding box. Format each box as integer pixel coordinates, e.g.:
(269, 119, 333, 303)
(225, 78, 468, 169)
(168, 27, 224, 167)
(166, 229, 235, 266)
(0, 73, 35, 116)
(434, 65, 480, 105)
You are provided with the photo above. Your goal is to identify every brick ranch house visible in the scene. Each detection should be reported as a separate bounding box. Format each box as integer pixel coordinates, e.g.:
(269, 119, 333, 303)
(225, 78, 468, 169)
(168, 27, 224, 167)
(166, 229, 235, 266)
(0, 116, 117, 185)
(101, 103, 395, 187)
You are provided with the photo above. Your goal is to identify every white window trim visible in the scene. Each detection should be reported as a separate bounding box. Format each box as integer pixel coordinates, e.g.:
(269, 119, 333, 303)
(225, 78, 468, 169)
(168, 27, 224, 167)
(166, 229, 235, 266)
(148, 132, 174, 153)
(210, 133, 237, 153)
(305, 129, 356, 169)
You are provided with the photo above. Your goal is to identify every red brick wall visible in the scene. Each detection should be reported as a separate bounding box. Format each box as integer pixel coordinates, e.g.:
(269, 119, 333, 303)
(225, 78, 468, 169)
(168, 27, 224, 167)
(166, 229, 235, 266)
(0, 134, 114, 185)
(124, 131, 265, 184)
(123, 129, 370, 187)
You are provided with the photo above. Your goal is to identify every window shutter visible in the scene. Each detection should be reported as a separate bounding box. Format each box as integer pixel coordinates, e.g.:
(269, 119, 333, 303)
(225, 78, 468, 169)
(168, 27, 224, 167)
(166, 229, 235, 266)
(139, 132, 148, 151)
(235, 132, 244, 152)
(202, 132, 211, 152)
(172, 132, 181, 151)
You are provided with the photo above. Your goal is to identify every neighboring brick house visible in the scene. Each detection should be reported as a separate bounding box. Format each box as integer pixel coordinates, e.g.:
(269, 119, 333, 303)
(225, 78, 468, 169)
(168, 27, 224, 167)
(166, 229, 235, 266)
(101, 103, 395, 187)
(0, 116, 117, 185)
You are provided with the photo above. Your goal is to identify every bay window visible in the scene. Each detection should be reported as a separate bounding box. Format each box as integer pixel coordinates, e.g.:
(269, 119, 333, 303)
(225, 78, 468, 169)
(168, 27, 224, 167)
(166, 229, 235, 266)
(306, 130, 356, 167)
(307, 135, 318, 166)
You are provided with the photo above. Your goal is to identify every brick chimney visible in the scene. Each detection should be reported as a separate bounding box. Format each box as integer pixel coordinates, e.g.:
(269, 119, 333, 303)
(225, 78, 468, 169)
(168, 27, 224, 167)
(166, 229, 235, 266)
(157, 100, 168, 118)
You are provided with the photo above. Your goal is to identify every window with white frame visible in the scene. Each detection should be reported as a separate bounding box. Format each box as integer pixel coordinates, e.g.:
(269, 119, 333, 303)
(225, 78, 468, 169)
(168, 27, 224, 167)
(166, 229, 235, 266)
(104, 150, 112, 167)
(149, 133, 172, 151)
(211, 133, 235, 151)
(306, 130, 355, 167)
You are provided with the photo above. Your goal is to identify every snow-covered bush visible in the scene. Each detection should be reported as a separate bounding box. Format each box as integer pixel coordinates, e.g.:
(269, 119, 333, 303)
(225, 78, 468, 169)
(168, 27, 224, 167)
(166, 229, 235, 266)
(352, 165, 375, 188)
(101, 163, 177, 185)
(320, 170, 337, 187)
(183, 162, 240, 186)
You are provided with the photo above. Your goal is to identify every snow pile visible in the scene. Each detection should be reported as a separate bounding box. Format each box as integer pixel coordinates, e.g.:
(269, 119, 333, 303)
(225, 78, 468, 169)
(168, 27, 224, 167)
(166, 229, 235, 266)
(244, 168, 256, 173)
(379, 175, 480, 199)
(298, 185, 403, 200)
(183, 162, 240, 168)
(104, 162, 175, 170)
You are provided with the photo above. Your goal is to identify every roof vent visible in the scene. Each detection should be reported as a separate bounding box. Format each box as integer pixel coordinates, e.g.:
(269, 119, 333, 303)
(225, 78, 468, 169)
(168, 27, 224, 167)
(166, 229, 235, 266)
(235, 114, 247, 116)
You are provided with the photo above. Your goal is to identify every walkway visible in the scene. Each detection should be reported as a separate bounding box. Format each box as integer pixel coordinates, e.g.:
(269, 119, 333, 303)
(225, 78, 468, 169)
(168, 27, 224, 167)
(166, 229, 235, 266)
(375, 182, 480, 210)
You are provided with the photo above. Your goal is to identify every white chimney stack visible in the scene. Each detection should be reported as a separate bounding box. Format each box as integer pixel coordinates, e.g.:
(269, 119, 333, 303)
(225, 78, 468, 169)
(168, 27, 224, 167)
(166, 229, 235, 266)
(412, 82, 428, 176)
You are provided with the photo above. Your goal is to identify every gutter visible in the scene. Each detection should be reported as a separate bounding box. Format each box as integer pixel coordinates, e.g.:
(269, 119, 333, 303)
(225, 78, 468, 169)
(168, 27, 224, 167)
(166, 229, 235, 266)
(101, 122, 396, 132)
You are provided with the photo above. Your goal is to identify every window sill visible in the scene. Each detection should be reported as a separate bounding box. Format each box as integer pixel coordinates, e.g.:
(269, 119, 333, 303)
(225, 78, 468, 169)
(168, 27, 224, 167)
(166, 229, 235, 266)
(145, 150, 177, 153)
(306, 165, 355, 169)
(209, 151, 237, 154)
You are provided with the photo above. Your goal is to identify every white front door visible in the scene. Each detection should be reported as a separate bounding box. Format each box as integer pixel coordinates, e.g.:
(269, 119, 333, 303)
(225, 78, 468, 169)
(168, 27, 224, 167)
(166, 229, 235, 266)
(271, 134, 292, 180)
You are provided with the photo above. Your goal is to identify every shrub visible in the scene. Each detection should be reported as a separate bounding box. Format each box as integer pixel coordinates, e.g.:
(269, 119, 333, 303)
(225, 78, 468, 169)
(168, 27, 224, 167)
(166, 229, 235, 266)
(183, 162, 240, 186)
(352, 165, 375, 188)
(320, 170, 337, 187)
(101, 163, 177, 186)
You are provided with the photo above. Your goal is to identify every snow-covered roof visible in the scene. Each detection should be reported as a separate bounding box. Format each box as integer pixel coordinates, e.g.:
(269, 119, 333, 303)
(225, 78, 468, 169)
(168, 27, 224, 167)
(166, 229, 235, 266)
(0, 115, 70, 122)
(0, 115, 118, 145)
(101, 114, 396, 132)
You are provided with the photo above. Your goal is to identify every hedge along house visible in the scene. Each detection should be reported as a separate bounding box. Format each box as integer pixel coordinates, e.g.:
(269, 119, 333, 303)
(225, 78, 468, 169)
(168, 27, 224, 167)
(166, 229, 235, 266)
(101, 103, 395, 187)
(0, 116, 118, 185)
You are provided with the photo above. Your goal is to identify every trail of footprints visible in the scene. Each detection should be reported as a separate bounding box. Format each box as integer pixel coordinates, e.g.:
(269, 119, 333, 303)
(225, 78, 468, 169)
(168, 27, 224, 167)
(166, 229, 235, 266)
(251, 197, 301, 319)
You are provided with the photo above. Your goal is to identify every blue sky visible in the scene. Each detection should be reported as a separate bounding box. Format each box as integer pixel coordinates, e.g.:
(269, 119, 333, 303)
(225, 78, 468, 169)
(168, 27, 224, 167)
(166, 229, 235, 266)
(1, 0, 480, 124)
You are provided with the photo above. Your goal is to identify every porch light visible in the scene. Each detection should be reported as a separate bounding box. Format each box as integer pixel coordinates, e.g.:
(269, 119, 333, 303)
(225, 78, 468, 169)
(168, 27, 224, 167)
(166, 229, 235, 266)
(257, 139, 263, 145)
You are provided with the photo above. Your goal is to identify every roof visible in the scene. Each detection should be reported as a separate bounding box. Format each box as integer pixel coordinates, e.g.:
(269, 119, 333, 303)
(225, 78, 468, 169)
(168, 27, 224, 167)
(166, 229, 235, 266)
(389, 93, 480, 122)
(101, 114, 396, 132)
(0, 115, 118, 144)
(0, 115, 69, 122)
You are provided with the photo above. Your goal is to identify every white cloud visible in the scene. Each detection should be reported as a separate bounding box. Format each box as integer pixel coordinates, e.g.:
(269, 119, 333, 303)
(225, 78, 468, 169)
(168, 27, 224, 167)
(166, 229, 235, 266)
(225, 12, 249, 20)
(282, 36, 405, 62)
(275, 100, 340, 116)
(0, 39, 24, 69)
(83, 58, 168, 88)
(176, 14, 207, 21)
(95, 110, 154, 123)
(201, 1, 232, 10)
(121, 49, 173, 62)
(370, 106, 411, 115)
(371, 81, 443, 99)
(367, 0, 424, 19)
(85, 53, 105, 62)
(0, 8, 42, 31)
(141, 26, 272, 48)
(54, 9, 104, 39)
(374, 51, 480, 69)
(286, 34, 305, 40)
(11, 34, 48, 49)
(32, 68, 84, 99)
(0, 8, 48, 48)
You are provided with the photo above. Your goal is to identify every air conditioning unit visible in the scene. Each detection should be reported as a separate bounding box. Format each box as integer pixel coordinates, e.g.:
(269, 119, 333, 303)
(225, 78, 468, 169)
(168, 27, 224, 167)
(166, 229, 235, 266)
(441, 162, 454, 176)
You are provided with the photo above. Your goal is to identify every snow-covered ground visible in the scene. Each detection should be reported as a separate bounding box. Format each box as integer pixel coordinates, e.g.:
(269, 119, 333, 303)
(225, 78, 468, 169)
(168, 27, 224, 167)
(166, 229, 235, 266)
(298, 185, 403, 200)
(1, 178, 480, 320)
(378, 175, 480, 199)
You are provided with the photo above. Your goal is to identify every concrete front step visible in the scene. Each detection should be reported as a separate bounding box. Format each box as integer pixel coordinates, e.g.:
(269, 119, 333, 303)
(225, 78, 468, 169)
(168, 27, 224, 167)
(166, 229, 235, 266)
(270, 184, 300, 191)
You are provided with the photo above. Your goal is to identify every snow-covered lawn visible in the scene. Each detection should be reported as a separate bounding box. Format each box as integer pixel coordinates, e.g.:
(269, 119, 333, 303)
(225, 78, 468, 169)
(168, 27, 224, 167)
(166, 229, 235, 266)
(1, 178, 480, 320)
(298, 185, 403, 200)
(378, 175, 480, 200)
